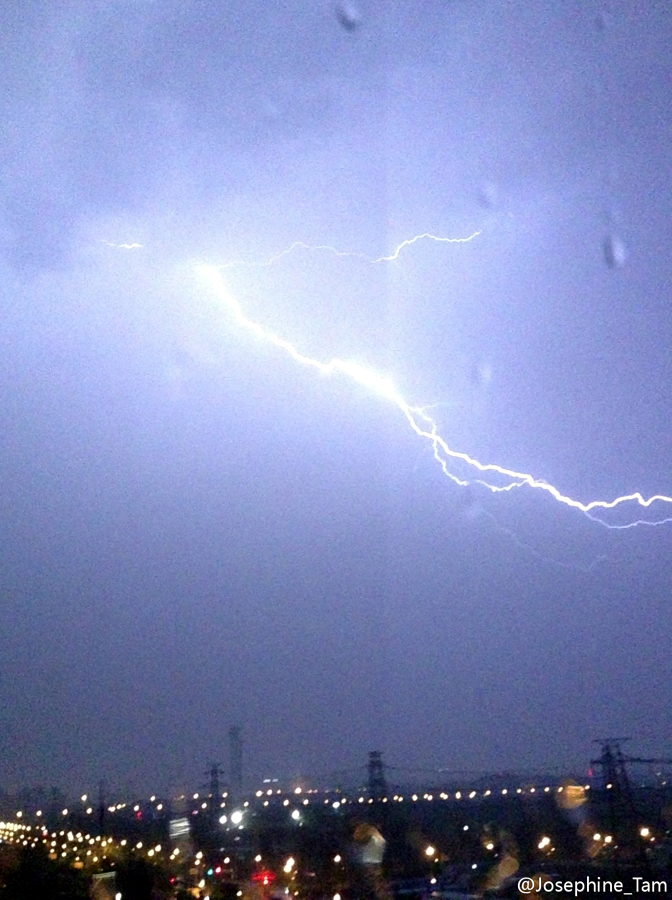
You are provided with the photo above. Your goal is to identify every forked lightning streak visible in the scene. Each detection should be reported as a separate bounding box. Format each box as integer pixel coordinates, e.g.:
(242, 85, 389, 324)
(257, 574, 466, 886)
(198, 234, 672, 530)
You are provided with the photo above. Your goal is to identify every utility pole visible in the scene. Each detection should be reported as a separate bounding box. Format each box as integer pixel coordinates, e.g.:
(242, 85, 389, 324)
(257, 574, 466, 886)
(97, 781, 105, 836)
(229, 726, 243, 797)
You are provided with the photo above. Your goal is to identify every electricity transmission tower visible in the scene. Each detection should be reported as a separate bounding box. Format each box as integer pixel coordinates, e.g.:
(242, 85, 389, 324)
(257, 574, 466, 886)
(591, 738, 672, 865)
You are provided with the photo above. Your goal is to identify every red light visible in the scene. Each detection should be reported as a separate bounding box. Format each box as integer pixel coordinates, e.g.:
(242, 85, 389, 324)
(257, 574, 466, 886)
(252, 870, 276, 884)
(215, 866, 222, 874)
(135, 811, 142, 820)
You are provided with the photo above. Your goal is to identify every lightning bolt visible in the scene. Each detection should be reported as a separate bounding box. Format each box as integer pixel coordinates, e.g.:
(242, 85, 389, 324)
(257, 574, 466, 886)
(218, 231, 481, 269)
(102, 240, 143, 250)
(198, 233, 672, 530)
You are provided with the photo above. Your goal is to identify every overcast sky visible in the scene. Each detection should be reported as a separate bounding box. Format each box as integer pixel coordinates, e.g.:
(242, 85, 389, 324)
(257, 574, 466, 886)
(1, 0, 671, 797)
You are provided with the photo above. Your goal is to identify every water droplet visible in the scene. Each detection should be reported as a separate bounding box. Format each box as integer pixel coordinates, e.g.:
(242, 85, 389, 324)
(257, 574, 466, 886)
(603, 234, 627, 269)
(479, 181, 498, 209)
(336, 1, 361, 31)
(470, 359, 493, 389)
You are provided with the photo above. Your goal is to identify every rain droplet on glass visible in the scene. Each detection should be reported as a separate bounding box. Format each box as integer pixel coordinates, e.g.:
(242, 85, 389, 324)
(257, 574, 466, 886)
(336, 1, 361, 31)
(479, 181, 498, 209)
(603, 234, 627, 269)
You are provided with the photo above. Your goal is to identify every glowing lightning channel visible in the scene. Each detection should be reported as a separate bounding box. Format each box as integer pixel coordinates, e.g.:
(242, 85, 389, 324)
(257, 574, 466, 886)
(218, 231, 481, 270)
(198, 239, 672, 530)
(101, 240, 143, 250)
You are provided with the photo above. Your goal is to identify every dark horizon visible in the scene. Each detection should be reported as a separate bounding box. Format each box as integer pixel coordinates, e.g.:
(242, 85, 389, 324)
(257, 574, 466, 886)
(0, 742, 660, 803)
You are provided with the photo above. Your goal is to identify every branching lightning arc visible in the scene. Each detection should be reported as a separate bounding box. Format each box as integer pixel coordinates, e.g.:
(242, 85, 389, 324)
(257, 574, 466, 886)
(199, 232, 672, 530)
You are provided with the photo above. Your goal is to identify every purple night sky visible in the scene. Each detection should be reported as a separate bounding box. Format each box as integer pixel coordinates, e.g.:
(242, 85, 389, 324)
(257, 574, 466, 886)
(0, 1, 671, 796)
